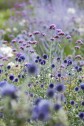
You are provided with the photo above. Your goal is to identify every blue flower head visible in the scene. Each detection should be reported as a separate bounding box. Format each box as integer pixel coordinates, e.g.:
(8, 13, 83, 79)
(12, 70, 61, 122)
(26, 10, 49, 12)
(1, 83, 17, 99)
(0, 81, 8, 88)
(25, 63, 37, 75)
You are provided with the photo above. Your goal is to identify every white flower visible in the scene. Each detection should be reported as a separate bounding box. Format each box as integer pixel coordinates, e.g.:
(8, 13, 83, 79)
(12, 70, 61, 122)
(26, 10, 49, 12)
(67, 8, 76, 14)
(19, 19, 26, 26)
(0, 46, 13, 57)
(13, 27, 18, 32)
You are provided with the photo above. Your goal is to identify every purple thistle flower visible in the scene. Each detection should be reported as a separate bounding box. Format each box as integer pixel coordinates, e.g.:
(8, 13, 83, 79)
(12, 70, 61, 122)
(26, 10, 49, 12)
(70, 100, 75, 105)
(47, 89, 54, 98)
(1, 84, 17, 99)
(81, 101, 84, 106)
(55, 83, 65, 92)
(0, 81, 8, 87)
(80, 83, 84, 90)
(49, 83, 54, 88)
(26, 63, 37, 74)
(9, 74, 14, 81)
(32, 99, 51, 121)
(78, 112, 84, 120)
(54, 103, 61, 111)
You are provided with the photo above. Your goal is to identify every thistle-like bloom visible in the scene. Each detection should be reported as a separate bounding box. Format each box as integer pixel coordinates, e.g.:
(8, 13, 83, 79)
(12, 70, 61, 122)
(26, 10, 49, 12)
(78, 112, 84, 120)
(54, 103, 61, 111)
(26, 63, 37, 74)
(47, 89, 54, 98)
(80, 83, 84, 90)
(32, 99, 51, 121)
(55, 83, 65, 92)
(0, 81, 8, 87)
(1, 83, 17, 99)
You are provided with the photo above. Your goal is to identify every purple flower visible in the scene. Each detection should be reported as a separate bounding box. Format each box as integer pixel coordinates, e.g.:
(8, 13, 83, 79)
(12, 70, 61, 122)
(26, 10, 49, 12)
(43, 54, 48, 59)
(38, 100, 50, 121)
(39, 100, 50, 111)
(0, 81, 7, 87)
(35, 98, 42, 105)
(49, 83, 54, 88)
(1, 84, 17, 99)
(54, 103, 61, 111)
(32, 106, 39, 120)
(78, 112, 84, 120)
(7, 65, 11, 69)
(32, 99, 51, 121)
(74, 86, 79, 91)
(70, 100, 75, 105)
(47, 89, 54, 98)
(55, 83, 65, 92)
(26, 63, 37, 74)
(9, 74, 14, 81)
(14, 78, 18, 82)
(80, 83, 84, 90)
(81, 101, 84, 106)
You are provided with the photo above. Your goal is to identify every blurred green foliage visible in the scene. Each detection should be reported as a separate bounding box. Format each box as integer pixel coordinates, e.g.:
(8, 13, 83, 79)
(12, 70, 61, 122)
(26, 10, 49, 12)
(0, 0, 28, 29)
(0, 10, 11, 29)
(0, 0, 14, 10)
(0, 0, 27, 10)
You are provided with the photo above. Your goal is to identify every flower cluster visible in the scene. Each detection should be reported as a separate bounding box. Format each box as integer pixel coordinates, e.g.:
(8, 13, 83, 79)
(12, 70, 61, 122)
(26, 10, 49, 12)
(0, 1, 84, 126)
